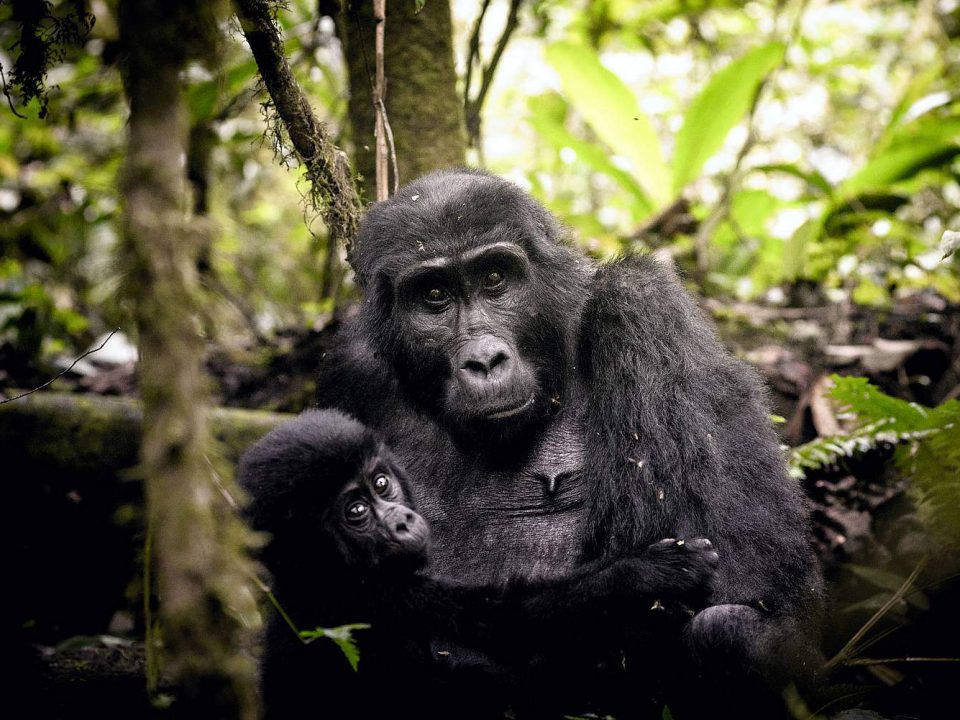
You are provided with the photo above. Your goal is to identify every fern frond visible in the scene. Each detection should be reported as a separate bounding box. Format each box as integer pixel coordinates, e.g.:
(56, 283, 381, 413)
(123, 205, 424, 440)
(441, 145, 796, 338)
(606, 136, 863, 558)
(788, 375, 960, 548)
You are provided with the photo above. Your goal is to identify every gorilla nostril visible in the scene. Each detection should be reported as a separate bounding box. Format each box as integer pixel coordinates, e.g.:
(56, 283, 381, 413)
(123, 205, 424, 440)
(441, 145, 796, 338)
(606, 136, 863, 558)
(461, 351, 511, 378)
(488, 351, 509, 372)
(462, 358, 488, 377)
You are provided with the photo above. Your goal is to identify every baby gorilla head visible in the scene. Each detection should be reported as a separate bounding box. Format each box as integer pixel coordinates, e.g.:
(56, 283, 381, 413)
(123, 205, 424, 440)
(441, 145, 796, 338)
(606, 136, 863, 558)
(238, 409, 431, 582)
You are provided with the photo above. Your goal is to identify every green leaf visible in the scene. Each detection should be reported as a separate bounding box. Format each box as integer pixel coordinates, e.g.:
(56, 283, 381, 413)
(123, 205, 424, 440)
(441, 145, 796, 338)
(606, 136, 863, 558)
(783, 215, 823, 281)
(751, 163, 833, 197)
(729, 189, 782, 236)
(791, 378, 960, 547)
(840, 138, 960, 198)
(672, 42, 785, 194)
(887, 62, 945, 129)
(527, 111, 653, 216)
(851, 278, 890, 308)
(545, 42, 670, 206)
(846, 564, 909, 593)
(830, 375, 949, 432)
(847, 565, 929, 610)
(299, 623, 371, 672)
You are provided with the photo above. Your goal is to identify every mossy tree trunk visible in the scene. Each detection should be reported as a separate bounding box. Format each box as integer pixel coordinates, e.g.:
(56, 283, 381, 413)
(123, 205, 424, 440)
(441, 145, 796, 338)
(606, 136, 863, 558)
(118, 1, 259, 717)
(336, 0, 467, 194)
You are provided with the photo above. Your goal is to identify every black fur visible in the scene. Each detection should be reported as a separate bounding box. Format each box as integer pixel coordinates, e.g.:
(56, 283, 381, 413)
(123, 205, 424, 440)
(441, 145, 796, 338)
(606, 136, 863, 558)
(314, 169, 824, 717)
(240, 409, 722, 718)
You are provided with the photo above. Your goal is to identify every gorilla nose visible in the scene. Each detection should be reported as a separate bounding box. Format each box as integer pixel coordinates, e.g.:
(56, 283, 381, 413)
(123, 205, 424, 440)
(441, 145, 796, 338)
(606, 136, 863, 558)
(393, 511, 416, 534)
(460, 337, 512, 380)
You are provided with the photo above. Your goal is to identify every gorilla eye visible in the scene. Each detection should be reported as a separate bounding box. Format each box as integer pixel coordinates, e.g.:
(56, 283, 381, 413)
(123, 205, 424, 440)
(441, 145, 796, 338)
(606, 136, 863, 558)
(373, 474, 390, 495)
(482, 270, 505, 289)
(424, 287, 449, 305)
(346, 501, 369, 522)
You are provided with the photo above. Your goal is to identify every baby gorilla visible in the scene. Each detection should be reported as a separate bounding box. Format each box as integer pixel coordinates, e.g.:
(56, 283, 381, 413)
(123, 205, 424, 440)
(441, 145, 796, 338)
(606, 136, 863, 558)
(239, 409, 719, 718)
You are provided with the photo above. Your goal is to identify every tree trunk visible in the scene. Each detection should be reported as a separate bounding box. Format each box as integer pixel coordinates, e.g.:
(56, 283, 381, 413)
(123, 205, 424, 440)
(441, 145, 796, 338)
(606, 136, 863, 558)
(118, 2, 259, 717)
(338, 0, 467, 194)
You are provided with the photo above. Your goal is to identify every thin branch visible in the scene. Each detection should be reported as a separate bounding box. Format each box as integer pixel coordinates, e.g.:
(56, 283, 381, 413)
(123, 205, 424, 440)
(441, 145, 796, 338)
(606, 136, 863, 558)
(824, 558, 929, 672)
(463, 0, 492, 109)
(373, 0, 388, 200)
(473, 0, 522, 113)
(349, 1, 398, 195)
(233, 0, 361, 258)
(464, 0, 523, 151)
(0, 328, 120, 404)
(379, 98, 399, 195)
(0, 62, 27, 118)
(845, 657, 960, 667)
(847, 623, 904, 657)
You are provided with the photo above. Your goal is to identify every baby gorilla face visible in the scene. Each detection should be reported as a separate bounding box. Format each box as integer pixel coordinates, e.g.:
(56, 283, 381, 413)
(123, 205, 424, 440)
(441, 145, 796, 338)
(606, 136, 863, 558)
(332, 464, 431, 572)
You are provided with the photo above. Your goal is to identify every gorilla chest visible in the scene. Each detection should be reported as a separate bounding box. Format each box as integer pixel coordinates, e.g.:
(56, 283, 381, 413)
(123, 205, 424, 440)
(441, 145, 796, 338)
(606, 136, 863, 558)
(419, 419, 588, 582)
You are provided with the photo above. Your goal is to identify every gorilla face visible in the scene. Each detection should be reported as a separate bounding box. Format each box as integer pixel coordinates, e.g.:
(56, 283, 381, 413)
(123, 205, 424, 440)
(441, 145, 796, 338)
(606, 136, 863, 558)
(329, 459, 431, 572)
(354, 170, 588, 440)
(393, 241, 547, 432)
(238, 409, 432, 578)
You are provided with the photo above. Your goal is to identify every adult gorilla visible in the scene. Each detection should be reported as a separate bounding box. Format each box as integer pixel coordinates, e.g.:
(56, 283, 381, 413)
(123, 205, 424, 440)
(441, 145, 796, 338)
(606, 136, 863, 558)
(316, 169, 822, 716)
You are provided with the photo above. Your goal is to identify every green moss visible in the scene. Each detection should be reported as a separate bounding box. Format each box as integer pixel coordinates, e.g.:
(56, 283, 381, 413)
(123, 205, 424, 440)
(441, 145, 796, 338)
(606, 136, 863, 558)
(0, 392, 290, 473)
(343, 0, 466, 194)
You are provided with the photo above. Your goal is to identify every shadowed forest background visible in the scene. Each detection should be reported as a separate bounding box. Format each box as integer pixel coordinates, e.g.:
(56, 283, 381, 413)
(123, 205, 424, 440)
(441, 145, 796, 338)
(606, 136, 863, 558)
(2, 0, 959, 718)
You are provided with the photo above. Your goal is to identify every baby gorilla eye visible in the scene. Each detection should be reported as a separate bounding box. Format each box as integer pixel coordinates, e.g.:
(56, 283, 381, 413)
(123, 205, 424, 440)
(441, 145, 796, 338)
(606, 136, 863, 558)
(346, 501, 369, 522)
(373, 474, 390, 495)
(482, 270, 505, 289)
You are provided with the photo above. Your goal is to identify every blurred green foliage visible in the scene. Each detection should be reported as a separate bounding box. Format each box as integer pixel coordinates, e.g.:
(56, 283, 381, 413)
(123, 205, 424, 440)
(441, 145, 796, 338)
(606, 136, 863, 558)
(0, 0, 345, 376)
(0, 0, 958, 378)
(508, 0, 960, 302)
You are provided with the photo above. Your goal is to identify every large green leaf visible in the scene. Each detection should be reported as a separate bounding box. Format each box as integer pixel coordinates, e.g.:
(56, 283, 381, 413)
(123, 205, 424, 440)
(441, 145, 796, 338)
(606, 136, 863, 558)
(888, 66, 944, 127)
(839, 138, 960, 199)
(839, 106, 960, 198)
(527, 111, 653, 217)
(750, 163, 833, 197)
(672, 42, 785, 194)
(545, 42, 670, 207)
(783, 215, 823, 281)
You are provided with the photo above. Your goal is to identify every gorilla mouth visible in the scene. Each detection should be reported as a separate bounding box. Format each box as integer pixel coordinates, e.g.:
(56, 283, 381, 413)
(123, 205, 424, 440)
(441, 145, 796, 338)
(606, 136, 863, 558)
(483, 394, 536, 420)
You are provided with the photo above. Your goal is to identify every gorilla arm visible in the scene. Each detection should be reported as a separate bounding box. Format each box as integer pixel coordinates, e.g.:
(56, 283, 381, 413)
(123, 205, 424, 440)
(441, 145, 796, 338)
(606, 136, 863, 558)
(390, 536, 719, 660)
(577, 254, 823, 677)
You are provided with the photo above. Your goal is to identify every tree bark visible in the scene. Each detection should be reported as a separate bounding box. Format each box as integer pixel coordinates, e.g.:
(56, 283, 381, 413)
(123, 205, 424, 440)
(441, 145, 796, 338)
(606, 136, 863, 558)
(339, 0, 467, 194)
(118, 2, 259, 716)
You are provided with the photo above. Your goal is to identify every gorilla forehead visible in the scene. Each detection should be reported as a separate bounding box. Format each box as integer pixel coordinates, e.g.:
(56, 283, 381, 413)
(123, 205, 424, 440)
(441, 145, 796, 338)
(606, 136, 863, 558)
(352, 169, 560, 284)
